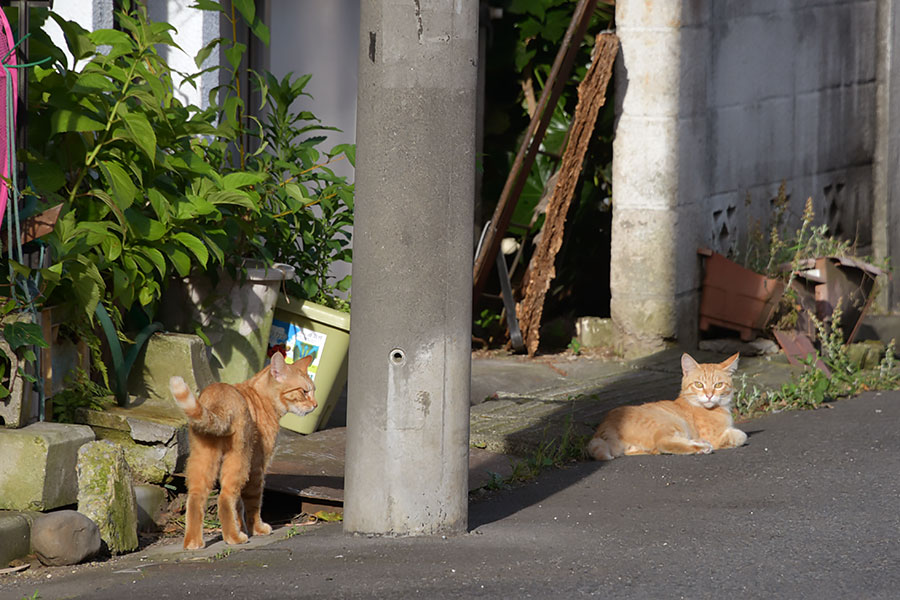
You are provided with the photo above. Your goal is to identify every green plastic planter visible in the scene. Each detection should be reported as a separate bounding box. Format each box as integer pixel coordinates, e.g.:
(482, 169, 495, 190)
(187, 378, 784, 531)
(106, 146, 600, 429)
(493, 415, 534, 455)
(269, 297, 350, 434)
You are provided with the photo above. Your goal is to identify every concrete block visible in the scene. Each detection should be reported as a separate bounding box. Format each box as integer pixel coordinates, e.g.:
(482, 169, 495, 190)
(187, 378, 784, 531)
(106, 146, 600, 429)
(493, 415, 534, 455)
(792, 5, 847, 94)
(118, 438, 181, 485)
(127, 333, 215, 408)
(617, 27, 683, 118)
(74, 402, 188, 484)
(613, 112, 708, 210)
(703, 192, 741, 257)
(134, 484, 167, 532)
(76, 440, 139, 555)
(0, 512, 31, 567)
(575, 317, 617, 348)
(716, 0, 791, 17)
(0, 423, 95, 511)
(710, 13, 794, 107)
(795, 84, 876, 177)
(610, 294, 679, 342)
(618, 26, 709, 119)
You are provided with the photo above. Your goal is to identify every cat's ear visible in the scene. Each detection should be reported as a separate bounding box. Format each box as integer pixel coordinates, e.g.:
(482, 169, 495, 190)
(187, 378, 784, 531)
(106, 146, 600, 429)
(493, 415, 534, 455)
(270, 351, 287, 382)
(720, 352, 740, 374)
(681, 353, 699, 375)
(296, 353, 315, 372)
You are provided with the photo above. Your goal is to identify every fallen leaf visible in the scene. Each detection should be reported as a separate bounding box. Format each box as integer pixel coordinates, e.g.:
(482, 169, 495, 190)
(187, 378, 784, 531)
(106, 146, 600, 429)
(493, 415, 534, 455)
(314, 510, 343, 522)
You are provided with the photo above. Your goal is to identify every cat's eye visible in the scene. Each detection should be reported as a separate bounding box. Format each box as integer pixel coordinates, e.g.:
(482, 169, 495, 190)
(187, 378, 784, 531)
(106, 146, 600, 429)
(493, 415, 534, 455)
(693, 382, 703, 389)
(714, 382, 724, 389)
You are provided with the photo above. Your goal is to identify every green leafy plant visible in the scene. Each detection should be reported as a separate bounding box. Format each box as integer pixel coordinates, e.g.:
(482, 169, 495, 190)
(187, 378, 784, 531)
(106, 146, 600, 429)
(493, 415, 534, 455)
(210, 547, 233, 561)
(733, 306, 900, 419)
(50, 368, 112, 424)
(567, 337, 583, 356)
(22, 4, 233, 327)
(244, 71, 354, 308)
(282, 524, 303, 539)
(10, 0, 355, 402)
(743, 186, 863, 278)
(188, 0, 354, 310)
(502, 410, 588, 485)
(478, 2, 615, 341)
(483, 471, 509, 491)
(0, 301, 48, 402)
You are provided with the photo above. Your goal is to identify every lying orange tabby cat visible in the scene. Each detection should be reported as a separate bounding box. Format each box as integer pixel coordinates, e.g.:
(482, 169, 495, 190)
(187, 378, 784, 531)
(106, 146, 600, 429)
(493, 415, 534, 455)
(588, 353, 747, 460)
(170, 352, 317, 549)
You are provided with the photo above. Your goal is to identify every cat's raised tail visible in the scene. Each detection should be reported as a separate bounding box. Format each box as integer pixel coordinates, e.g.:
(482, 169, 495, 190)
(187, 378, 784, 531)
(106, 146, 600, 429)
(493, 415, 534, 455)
(170, 376, 233, 436)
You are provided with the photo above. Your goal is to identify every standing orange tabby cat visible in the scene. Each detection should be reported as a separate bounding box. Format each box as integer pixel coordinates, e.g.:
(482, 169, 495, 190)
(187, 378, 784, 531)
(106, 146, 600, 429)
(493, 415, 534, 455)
(588, 353, 747, 460)
(170, 352, 317, 550)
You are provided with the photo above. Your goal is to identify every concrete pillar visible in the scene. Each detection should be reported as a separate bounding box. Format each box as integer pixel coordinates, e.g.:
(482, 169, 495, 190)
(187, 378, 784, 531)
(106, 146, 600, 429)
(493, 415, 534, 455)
(344, 1, 477, 535)
(610, 1, 709, 356)
(874, 0, 900, 312)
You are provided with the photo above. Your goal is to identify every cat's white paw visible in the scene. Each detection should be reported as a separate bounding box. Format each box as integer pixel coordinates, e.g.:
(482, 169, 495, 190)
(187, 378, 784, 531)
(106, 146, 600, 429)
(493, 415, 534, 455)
(693, 440, 713, 454)
(587, 436, 615, 461)
(253, 522, 273, 536)
(225, 531, 249, 545)
(721, 427, 748, 448)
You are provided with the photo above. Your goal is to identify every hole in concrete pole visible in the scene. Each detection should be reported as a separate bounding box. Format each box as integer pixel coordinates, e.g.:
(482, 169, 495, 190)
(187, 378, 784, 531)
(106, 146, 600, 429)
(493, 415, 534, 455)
(390, 348, 406, 365)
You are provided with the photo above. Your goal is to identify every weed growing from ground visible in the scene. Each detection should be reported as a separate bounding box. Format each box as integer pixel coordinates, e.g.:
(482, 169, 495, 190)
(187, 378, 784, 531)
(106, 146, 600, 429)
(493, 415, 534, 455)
(210, 547, 233, 561)
(734, 306, 900, 419)
(506, 411, 589, 484)
(567, 337, 583, 356)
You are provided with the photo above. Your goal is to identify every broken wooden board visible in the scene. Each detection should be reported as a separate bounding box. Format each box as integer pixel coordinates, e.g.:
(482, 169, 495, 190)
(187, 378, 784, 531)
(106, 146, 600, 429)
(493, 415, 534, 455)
(773, 329, 832, 377)
(516, 32, 619, 356)
(472, 0, 600, 307)
(790, 256, 885, 344)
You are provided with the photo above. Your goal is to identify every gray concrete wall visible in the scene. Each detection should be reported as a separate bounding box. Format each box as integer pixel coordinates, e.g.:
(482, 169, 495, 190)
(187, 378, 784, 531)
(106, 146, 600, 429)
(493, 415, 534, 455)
(874, 0, 900, 311)
(612, 0, 879, 355)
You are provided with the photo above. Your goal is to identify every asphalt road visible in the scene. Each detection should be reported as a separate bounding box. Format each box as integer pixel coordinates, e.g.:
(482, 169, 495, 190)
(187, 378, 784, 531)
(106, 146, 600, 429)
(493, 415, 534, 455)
(3, 391, 899, 599)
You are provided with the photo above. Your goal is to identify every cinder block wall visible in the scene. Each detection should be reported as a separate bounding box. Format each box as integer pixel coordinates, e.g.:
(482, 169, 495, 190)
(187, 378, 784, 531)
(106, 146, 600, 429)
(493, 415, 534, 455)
(612, 0, 878, 355)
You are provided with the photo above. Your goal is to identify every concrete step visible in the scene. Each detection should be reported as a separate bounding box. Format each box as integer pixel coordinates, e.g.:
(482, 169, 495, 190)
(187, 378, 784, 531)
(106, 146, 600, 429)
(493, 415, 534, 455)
(0, 422, 94, 511)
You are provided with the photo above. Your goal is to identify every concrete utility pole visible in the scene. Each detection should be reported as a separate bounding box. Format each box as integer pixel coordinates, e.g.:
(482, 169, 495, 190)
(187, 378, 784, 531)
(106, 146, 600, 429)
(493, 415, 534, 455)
(344, 1, 478, 535)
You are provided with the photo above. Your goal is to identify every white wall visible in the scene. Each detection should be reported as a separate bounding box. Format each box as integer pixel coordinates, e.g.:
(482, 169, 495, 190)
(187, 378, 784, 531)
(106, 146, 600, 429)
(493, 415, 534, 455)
(265, 0, 360, 181)
(263, 0, 360, 289)
(46, 0, 113, 69)
(147, 0, 224, 110)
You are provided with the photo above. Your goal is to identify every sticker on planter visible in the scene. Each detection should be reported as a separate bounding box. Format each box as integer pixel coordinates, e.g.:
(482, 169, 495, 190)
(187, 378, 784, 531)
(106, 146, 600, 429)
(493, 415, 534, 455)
(268, 319, 328, 380)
